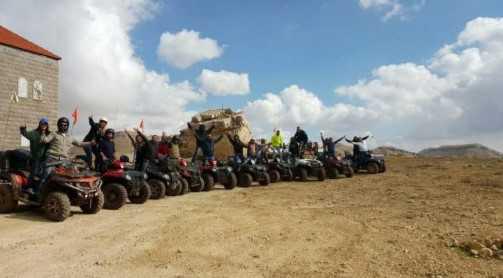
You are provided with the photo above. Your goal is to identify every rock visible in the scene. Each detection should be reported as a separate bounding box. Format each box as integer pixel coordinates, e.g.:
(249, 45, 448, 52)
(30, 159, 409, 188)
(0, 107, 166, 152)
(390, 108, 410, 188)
(464, 240, 486, 251)
(479, 247, 494, 258)
(446, 238, 460, 248)
(470, 249, 479, 256)
(490, 244, 499, 251)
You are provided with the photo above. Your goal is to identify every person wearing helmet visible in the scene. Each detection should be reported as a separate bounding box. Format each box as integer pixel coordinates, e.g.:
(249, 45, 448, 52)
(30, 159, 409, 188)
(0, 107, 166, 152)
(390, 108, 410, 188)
(41, 117, 91, 160)
(83, 115, 108, 169)
(97, 128, 116, 172)
(19, 117, 51, 194)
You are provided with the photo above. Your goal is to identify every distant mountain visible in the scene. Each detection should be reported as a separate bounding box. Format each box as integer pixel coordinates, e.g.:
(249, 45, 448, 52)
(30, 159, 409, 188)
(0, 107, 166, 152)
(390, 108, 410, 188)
(418, 144, 502, 158)
(373, 146, 416, 157)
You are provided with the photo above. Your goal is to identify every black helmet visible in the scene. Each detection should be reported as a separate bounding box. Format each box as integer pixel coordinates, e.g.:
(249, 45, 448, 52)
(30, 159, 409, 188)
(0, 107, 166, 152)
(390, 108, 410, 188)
(105, 128, 115, 136)
(57, 117, 70, 132)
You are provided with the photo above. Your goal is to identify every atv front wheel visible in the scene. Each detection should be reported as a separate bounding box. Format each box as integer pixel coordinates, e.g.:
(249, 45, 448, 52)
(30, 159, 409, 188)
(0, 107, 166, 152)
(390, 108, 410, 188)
(129, 181, 151, 204)
(238, 173, 253, 187)
(283, 169, 294, 181)
(259, 172, 271, 186)
(166, 180, 180, 196)
(367, 162, 379, 174)
(269, 170, 281, 183)
(317, 168, 327, 181)
(44, 191, 71, 222)
(148, 179, 166, 199)
(0, 182, 18, 213)
(81, 191, 104, 214)
(345, 167, 354, 178)
(298, 168, 308, 182)
(327, 167, 339, 179)
(203, 173, 215, 191)
(223, 173, 237, 190)
(190, 177, 205, 192)
(102, 183, 127, 210)
(179, 178, 189, 195)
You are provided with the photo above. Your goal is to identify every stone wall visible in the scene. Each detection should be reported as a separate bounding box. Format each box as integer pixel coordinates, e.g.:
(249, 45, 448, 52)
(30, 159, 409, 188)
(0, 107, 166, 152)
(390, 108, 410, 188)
(0, 44, 59, 150)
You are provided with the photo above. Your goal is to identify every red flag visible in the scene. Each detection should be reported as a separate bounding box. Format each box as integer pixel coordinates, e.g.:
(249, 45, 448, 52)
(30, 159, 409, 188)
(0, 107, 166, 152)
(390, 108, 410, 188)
(71, 106, 79, 126)
(139, 119, 144, 131)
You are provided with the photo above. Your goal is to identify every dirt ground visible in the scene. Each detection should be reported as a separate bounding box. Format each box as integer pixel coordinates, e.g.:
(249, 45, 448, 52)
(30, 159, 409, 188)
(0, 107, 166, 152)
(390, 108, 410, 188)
(1, 157, 503, 278)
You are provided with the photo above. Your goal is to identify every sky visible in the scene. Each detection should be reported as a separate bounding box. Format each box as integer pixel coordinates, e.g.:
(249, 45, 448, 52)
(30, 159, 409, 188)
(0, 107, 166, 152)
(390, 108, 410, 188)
(1, 0, 503, 152)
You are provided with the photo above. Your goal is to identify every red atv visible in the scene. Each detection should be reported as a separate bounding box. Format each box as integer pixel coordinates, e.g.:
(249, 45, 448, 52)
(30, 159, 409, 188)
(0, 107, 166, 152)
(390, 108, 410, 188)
(101, 160, 151, 210)
(0, 149, 104, 222)
(178, 158, 204, 193)
(199, 159, 237, 191)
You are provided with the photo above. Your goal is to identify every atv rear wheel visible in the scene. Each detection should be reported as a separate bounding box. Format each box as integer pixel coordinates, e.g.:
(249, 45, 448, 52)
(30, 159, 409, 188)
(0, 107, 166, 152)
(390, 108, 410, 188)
(345, 166, 355, 178)
(81, 191, 104, 214)
(203, 173, 215, 191)
(298, 168, 308, 182)
(190, 177, 205, 192)
(102, 183, 127, 210)
(259, 172, 271, 186)
(238, 173, 253, 187)
(317, 168, 327, 181)
(148, 179, 166, 199)
(223, 173, 237, 190)
(367, 162, 379, 174)
(0, 182, 18, 213)
(327, 167, 339, 179)
(44, 191, 71, 222)
(179, 178, 189, 195)
(379, 163, 386, 173)
(269, 170, 281, 183)
(129, 181, 151, 204)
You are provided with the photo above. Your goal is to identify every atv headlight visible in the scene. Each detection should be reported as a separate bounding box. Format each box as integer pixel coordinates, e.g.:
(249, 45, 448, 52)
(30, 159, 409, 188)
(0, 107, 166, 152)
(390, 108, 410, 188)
(163, 174, 170, 181)
(125, 175, 132, 181)
(143, 173, 148, 179)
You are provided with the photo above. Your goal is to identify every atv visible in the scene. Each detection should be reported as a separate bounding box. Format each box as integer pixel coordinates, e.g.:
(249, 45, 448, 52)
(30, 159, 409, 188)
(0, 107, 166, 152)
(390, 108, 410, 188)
(226, 156, 270, 187)
(317, 153, 354, 179)
(292, 157, 326, 182)
(179, 158, 205, 193)
(199, 159, 237, 191)
(347, 151, 386, 174)
(0, 149, 104, 222)
(155, 158, 186, 196)
(257, 149, 294, 182)
(100, 160, 151, 210)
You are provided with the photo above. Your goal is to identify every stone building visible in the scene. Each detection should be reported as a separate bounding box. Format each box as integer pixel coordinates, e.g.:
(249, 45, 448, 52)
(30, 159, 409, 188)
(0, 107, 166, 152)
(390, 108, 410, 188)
(0, 25, 60, 150)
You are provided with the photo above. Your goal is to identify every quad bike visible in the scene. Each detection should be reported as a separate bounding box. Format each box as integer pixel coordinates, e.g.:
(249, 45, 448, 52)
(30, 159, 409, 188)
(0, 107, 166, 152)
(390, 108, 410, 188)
(291, 157, 326, 182)
(146, 159, 185, 198)
(100, 160, 151, 210)
(317, 153, 354, 179)
(226, 156, 270, 187)
(199, 159, 237, 191)
(0, 149, 104, 222)
(257, 150, 294, 182)
(347, 151, 386, 174)
(178, 158, 205, 193)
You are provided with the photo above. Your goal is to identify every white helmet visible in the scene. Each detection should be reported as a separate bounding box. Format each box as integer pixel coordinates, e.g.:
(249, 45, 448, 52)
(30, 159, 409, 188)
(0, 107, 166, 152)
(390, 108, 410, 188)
(99, 117, 108, 123)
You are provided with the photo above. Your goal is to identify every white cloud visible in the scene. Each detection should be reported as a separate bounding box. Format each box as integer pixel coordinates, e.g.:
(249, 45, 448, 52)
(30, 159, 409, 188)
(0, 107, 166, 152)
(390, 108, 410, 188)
(198, 69, 250, 96)
(358, 0, 425, 21)
(157, 29, 223, 69)
(245, 17, 503, 152)
(0, 0, 205, 135)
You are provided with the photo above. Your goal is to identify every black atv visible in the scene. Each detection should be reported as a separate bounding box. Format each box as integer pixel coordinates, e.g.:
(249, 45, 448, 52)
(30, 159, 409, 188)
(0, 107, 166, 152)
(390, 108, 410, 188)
(199, 159, 237, 191)
(291, 156, 326, 182)
(179, 158, 205, 193)
(317, 153, 354, 179)
(347, 151, 386, 174)
(226, 156, 270, 187)
(257, 150, 294, 182)
(148, 158, 186, 197)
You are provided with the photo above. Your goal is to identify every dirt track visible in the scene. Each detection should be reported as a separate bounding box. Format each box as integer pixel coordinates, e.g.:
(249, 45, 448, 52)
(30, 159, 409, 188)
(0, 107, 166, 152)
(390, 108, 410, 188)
(1, 157, 503, 278)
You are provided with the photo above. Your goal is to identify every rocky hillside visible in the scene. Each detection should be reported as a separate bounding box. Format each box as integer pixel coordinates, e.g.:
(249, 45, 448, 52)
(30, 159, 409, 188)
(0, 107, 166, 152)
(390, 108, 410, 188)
(418, 144, 502, 159)
(373, 146, 416, 157)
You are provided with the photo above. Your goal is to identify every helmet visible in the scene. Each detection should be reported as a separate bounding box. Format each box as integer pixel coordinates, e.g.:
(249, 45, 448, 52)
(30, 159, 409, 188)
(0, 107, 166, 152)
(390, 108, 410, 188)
(105, 128, 115, 136)
(39, 117, 49, 125)
(99, 117, 108, 123)
(57, 117, 70, 132)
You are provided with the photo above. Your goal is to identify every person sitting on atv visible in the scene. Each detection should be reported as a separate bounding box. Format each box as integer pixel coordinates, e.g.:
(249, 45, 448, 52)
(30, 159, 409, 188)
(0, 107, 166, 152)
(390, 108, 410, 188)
(321, 132, 346, 157)
(19, 117, 50, 194)
(188, 123, 215, 162)
(83, 116, 108, 169)
(97, 128, 116, 172)
(258, 138, 272, 158)
(247, 138, 258, 158)
(227, 133, 247, 160)
(271, 129, 283, 150)
(289, 137, 300, 158)
(346, 135, 370, 163)
(168, 135, 181, 159)
(157, 132, 170, 159)
(313, 142, 320, 157)
(294, 126, 309, 151)
(125, 128, 154, 171)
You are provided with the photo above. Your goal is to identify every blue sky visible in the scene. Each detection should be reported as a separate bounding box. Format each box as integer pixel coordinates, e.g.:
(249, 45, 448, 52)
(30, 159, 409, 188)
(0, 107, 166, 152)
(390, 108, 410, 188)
(131, 0, 502, 111)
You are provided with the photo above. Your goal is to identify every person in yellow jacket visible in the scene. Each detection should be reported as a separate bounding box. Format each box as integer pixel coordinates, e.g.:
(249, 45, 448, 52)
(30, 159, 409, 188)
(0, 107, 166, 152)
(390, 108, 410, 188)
(270, 129, 284, 149)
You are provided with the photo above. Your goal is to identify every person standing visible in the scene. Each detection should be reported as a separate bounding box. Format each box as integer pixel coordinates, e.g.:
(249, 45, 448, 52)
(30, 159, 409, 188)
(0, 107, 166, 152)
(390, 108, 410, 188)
(125, 128, 154, 171)
(271, 129, 284, 149)
(83, 116, 108, 169)
(97, 128, 116, 172)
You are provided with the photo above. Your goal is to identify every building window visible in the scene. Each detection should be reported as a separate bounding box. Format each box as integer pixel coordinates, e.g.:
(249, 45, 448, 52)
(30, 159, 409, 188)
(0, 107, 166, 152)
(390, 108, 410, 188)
(33, 80, 43, 100)
(18, 77, 28, 98)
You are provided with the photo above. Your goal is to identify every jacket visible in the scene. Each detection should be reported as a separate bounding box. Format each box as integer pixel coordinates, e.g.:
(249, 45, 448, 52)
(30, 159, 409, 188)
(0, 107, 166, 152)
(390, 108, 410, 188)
(271, 133, 283, 148)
